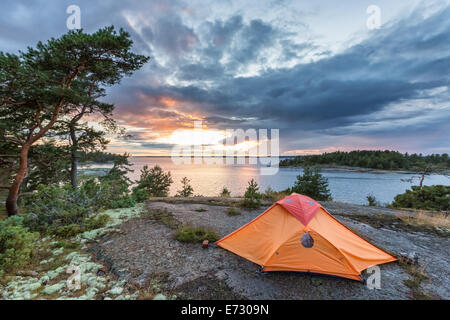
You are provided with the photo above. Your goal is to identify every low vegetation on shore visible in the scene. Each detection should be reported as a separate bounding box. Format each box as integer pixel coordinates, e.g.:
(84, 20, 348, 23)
(390, 185, 449, 211)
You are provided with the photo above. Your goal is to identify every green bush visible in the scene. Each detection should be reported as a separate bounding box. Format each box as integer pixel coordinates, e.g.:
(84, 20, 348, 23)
(84, 214, 110, 230)
(52, 224, 83, 238)
(290, 166, 332, 201)
(261, 187, 290, 202)
(175, 226, 219, 243)
(220, 187, 231, 197)
(20, 161, 135, 236)
(0, 216, 39, 272)
(51, 213, 111, 238)
(391, 185, 449, 211)
(176, 177, 194, 197)
(134, 165, 173, 197)
(241, 179, 261, 209)
(95, 156, 135, 208)
(21, 184, 92, 234)
(132, 187, 149, 203)
(227, 207, 241, 216)
(108, 194, 137, 209)
(367, 194, 378, 206)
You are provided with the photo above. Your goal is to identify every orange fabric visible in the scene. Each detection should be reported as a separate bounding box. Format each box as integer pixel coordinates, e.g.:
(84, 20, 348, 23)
(216, 194, 397, 281)
(308, 208, 397, 272)
(217, 204, 303, 266)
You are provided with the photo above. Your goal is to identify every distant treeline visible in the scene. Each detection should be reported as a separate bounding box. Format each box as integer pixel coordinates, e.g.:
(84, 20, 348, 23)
(79, 151, 123, 163)
(279, 150, 450, 171)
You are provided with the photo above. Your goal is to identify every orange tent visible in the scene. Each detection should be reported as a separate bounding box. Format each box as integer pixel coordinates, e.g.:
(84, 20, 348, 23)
(216, 193, 397, 281)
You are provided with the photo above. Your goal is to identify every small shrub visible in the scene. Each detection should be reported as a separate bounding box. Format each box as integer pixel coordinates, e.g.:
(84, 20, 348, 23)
(20, 156, 137, 236)
(241, 179, 262, 209)
(21, 184, 92, 234)
(291, 166, 332, 201)
(261, 187, 276, 201)
(261, 187, 289, 202)
(132, 188, 149, 203)
(134, 165, 173, 197)
(391, 185, 449, 211)
(220, 187, 231, 197)
(398, 258, 431, 300)
(84, 214, 110, 230)
(0, 216, 39, 272)
(52, 240, 82, 250)
(175, 226, 219, 243)
(91, 155, 136, 209)
(109, 194, 136, 209)
(176, 177, 194, 197)
(53, 224, 83, 238)
(227, 207, 241, 216)
(367, 194, 378, 206)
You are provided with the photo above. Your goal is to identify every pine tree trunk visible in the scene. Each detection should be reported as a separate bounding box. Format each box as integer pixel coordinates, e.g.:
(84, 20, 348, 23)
(70, 152, 78, 188)
(70, 125, 79, 188)
(6, 144, 30, 216)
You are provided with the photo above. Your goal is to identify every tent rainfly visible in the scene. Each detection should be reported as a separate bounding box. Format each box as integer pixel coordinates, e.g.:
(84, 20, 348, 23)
(216, 193, 397, 281)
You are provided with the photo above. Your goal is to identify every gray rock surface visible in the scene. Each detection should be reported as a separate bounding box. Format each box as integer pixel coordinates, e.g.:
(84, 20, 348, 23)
(92, 201, 449, 300)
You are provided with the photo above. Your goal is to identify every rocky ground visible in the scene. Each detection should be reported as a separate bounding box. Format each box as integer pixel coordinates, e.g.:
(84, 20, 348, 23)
(90, 199, 450, 300)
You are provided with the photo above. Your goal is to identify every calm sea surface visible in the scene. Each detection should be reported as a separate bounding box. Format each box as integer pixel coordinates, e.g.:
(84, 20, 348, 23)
(83, 156, 450, 205)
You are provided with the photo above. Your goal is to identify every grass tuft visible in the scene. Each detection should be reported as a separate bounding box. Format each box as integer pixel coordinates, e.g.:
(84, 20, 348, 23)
(398, 211, 449, 230)
(337, 212, 450, 237)
(398, 256, 432, 300)
(141, 208, 182, 230)
(226, 206, 241, 216)
(175, 225, 219, 243)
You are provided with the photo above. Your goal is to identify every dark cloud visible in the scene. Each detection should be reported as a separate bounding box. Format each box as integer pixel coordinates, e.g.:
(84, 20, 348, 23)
(1, 0, 449, 154)
(125, 4, 450, 139)
(143, 15, 198, 58)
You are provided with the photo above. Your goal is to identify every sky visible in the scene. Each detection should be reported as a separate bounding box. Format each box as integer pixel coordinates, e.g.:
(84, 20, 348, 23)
(1, 0, 449, 156)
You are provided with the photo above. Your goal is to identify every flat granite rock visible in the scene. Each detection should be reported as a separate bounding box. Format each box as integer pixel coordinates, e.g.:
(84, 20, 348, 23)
(91, 201, 449, 300)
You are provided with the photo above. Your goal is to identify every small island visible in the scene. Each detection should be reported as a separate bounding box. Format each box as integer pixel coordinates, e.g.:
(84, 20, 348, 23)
(279, 150, 450, 174)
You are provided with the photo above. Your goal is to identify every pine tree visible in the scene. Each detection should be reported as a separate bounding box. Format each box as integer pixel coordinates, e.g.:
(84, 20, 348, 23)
(176, 177, 194, 197)
(242, 179, 261, 208)
(133, 165, 173, 197)
(0, 26, 149, 215)
(291, 166, 332, 201)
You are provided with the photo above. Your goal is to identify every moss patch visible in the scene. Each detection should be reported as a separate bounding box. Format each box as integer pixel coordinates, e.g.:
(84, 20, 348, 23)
(175, 225, 219, 243)
(226, 206, 241, 216)
(141, 208, 182, 230)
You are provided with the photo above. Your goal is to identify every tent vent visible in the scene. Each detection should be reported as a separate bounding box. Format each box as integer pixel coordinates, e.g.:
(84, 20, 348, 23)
(301, 232, 314, 248)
